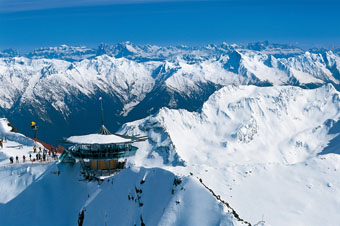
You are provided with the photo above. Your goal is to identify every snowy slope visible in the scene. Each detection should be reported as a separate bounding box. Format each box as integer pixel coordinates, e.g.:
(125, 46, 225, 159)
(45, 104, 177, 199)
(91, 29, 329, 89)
(0, 120, 247, 225)
(0, 115, 245, 225)
(120, 84, 340, 226)
(0, 164, 50, 203)
(122, 84, 340, 165)
(0, 118, 36, 147)
(0, 163, 243, 226)
(0, 118, 52, 203)
(0, 55, 157, 114)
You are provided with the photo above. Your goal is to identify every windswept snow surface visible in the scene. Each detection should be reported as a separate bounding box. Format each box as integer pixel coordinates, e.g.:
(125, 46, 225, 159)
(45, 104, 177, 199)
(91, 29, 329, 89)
(120, 84, 340, 226)
(0, 163, 239, 226)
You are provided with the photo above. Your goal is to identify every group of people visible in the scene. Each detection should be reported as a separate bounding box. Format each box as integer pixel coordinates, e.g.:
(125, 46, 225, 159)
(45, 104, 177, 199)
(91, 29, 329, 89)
(8, 146, 58, 164)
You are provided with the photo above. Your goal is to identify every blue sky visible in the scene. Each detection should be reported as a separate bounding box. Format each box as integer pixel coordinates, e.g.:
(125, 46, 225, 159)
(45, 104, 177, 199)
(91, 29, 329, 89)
(0, 0, 340, 52)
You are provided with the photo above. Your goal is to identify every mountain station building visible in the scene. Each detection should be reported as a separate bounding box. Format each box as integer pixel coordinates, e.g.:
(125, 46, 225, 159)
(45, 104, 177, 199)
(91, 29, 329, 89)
(61, 125, 146, 179)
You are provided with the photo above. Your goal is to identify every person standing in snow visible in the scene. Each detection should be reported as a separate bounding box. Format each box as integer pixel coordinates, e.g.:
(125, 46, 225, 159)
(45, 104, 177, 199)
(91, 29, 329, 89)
(29, 154, 32, 160)
(9, 156, 13, 164)
(15, 156, 19, 163)
(33, 146, 37, 153)
(23, 155, 26, 163)
(0, 139, 3, 149)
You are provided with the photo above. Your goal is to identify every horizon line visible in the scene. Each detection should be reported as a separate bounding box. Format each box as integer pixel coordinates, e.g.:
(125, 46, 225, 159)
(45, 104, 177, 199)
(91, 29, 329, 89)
(1, 40, 340, 54)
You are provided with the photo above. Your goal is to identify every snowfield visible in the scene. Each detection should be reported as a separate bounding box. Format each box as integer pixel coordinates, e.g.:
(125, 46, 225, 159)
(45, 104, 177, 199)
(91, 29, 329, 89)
(0, 163, 243, 226)
(120, 84, 340, 226)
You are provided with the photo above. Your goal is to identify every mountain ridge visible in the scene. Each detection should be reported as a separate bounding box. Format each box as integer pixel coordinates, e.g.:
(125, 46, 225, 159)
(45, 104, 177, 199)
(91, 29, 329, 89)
(0, 42, 340, 144)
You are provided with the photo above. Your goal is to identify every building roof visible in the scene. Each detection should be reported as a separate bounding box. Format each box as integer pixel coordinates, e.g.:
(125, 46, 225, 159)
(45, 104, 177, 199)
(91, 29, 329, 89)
(64, 124, 147, 145)
(66, 133, 133, 145)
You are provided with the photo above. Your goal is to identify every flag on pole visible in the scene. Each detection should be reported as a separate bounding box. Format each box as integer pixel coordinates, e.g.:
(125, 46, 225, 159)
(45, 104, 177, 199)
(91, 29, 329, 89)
(99, 96, 102, 100)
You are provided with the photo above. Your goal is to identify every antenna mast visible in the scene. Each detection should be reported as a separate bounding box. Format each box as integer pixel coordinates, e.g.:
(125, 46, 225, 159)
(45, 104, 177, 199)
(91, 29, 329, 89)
(100, 96, 104, 125)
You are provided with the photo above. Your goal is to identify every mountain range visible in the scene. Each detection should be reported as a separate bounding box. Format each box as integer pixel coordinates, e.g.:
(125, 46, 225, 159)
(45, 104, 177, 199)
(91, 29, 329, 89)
(1, 41, 340, 225)
(0, 41, 339, 145)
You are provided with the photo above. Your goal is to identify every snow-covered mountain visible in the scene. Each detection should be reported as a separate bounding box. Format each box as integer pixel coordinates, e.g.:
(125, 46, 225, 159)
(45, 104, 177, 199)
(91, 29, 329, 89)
(1, 42, 340, 225)
(120, 84, 340, 226)
(0, 118, 248, 226)
(0, 41, 340, 145)
(26, 45, 96, 61)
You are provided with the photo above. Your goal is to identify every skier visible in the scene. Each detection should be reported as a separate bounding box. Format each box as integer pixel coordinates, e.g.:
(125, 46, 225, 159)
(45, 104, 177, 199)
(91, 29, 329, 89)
(15, 156, 19, 163)
(9, 156, 13, 164)
(0, 139, 3, 149)
(29, 154, 32, 160)
(33, 146, 37, 153)
(23, 155, 26, 163)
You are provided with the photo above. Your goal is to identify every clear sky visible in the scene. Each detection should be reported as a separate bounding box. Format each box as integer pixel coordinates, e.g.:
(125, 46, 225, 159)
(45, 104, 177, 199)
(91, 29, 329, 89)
(0, 0, 340, 52)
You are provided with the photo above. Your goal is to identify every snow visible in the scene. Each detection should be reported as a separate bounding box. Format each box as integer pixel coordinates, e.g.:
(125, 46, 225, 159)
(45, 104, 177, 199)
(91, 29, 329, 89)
(0, 116, 243, 226)
(66, 133, 132, 144)
(1, 42, 340, 118)
(0, 163, 239, 226)
(0, 118, 55, 204)
(165, 58, 238, 94)
(0, 164, 50, 203)
(0, 118, 36, 148)
(239, 52, 289, 85)
(223, 154, 340, 226)
(0, 55, 158, 116)
(0, 118, 50, 167)
(123, 84, 340, 165)
(1, 42, 340, 225)
(120, 84, 340, 226)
